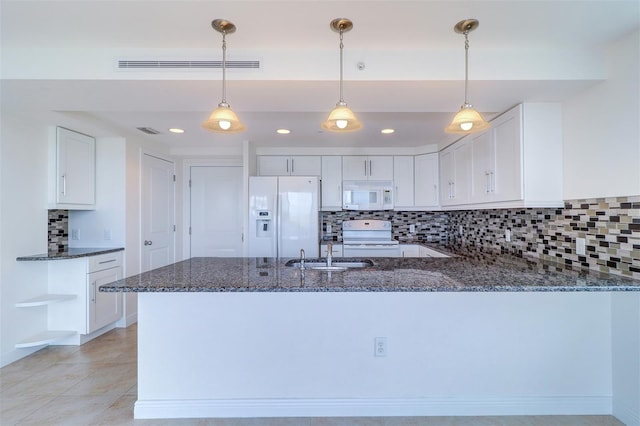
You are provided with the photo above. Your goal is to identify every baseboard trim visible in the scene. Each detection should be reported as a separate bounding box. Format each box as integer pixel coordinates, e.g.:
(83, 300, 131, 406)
(613, 401, 640, 426)
(134, 396, 612, 419)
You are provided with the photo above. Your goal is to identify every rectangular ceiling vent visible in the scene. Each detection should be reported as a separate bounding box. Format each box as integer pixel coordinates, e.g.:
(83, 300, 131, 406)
(136, 127, 162, 135)
(119, 60, 260, 69)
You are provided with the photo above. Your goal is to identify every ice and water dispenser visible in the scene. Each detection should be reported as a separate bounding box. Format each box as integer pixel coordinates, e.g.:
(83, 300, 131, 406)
(255, 210, 273, 238)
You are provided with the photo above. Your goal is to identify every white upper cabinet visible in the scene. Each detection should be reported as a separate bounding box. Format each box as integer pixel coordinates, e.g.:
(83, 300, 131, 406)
(257, 156, 321, 176)
(342, 156, 393, 181)
(320, 156, 343, 211)
(439, 138, 471, 206)
(50, 127, 96, 210)
(414, 153, 439, 208)
(471, 106, 523, 203)
(441, 103, 563, 209)
(393, 156, 414, 209)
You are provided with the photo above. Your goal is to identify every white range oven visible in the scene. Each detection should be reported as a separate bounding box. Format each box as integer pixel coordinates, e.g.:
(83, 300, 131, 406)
(342, 219, 399, 257)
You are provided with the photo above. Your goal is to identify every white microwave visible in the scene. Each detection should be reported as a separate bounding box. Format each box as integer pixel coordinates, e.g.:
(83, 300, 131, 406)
(342, 181, 394, 210)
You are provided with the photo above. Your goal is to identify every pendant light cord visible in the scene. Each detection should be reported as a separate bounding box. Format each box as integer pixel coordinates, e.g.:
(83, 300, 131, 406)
(221, 30, 227, 105)
(463, 30, 470, 107)
(339, 27, 344, 103)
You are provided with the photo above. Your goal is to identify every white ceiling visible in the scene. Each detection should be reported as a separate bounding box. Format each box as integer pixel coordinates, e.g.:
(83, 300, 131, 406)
(1, 0, 639, 151)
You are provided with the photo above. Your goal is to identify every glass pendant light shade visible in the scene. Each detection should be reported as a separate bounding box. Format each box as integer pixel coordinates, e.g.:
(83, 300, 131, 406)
(202, 19, 245, 134)
(321, 102, 363, 132)
(201, 102, 245, 133)
(445, 104, 490, 134)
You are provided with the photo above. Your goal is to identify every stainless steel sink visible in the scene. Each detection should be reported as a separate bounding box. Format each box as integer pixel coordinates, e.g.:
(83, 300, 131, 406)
(285, 259, 373, 270)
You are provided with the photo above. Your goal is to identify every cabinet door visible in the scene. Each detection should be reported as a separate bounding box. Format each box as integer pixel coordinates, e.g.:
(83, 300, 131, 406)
(452, 140, 471, 204)
(320, 244, 343, 257)
(88, 267, 123, 333)
(414, 153, 439, 207)
(56, 127, 95, 206)
(393, 156, 414, 208)
(342, 156, 368, 180)
(257, 156, 290, 176)
(471, 130, 495, 203)
(439, 148, 455, 205)
(492, 110, 523, 202)
(368, 156, 394, 180)
(290, 156, 321, 176)
(321, 156, 343, 211)
(400, 245, 420, 257)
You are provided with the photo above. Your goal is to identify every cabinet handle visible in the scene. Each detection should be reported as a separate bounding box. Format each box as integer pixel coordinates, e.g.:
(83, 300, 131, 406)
(144, 240, 153, 246)
(61, 174, 67, 195)
(485, 171, 490, 194)
(369, 160, 372, 177)
(286, 159, 289, 173)
(364, 160, 367, 176)
(291, 159, 294, 173)
(91, 281, 96, 303)
(98, 259, 116, 265)
(451, 182, 455, 199)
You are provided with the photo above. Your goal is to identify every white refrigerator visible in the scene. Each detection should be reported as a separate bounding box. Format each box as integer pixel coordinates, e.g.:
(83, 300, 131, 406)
(249, 176, 319, 258)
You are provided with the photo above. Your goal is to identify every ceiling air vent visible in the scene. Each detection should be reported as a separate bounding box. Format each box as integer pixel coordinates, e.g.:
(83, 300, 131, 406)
(118, 60, 260, 69)
(136, 127, 162, 135)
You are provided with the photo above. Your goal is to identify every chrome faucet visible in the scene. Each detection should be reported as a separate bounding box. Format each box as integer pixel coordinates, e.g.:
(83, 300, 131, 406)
(299, 249, 305, 269)
(326, 242, 333, 267)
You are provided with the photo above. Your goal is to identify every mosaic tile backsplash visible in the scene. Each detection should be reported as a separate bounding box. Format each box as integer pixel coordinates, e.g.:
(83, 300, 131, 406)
(48, 209, 69, 253)
(322, 195, 640, 280)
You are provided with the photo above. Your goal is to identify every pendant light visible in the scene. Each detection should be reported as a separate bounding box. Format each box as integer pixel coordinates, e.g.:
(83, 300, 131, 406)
(201, 19, 245, 133)
(321, 18, 363, 132)
(445, 19, 490, 134)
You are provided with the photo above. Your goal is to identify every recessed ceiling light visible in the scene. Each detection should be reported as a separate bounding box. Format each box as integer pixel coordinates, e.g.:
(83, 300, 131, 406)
(381, 128, 395, 134)
(276, 129, 291, 134)
(169, 128, 185, 134)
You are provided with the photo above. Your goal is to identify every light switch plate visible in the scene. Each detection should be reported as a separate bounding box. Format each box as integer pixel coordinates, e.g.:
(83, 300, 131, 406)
(576, 237, 586, 255)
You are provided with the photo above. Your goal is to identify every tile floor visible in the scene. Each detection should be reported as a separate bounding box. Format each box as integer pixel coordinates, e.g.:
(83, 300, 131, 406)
(0, 324, 626, 426)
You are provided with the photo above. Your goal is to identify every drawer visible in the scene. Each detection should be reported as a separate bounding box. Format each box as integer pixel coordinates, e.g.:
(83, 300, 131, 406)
(88, 251, 123, 273)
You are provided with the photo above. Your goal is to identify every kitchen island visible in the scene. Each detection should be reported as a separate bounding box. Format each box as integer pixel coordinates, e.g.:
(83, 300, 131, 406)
(101, 254, 640, 422)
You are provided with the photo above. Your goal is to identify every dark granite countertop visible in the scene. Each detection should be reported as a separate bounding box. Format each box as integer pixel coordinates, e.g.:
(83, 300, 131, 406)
(99, 251, 640, 293)
(17, 247, 124, 261)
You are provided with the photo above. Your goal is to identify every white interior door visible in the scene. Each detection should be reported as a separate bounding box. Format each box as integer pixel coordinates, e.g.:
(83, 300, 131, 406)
(190, 166, 243, 257)
(142, 154, 175, 272)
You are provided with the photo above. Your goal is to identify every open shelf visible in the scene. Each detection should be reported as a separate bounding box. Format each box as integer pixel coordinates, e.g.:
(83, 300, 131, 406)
(15, 294, 76, 308)
(15, 330, 76, 348)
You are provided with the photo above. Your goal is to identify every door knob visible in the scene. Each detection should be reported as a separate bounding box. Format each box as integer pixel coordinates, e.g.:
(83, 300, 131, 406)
(144, 240, 153, 246)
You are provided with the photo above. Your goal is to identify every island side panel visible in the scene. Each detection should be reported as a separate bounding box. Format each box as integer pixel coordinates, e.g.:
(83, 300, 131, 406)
(135, 291, 613, 419)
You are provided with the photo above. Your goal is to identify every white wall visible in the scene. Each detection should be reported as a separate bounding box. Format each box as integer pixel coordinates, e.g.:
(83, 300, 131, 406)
(136, 291, 613, 418)
(68, 137, 126, 248)
(563, 29, 640, 199)
(0, 112, 51, 366)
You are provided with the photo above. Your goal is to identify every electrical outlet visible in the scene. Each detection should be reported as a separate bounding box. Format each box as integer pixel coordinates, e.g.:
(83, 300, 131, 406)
(409, 224, 415, 233)
(505, 228, 511, 242)
(326, 223, 332, 234)
(71, 229, 80, 240)
(374, 337, 387, 357)
(576, 237, 586, 255)
(459, 225, 463, 235)
(104, 229, 112, 241)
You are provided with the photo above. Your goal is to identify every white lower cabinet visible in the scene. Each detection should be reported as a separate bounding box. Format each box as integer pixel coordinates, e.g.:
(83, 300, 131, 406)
(48, 251, 123, 343)
(320, 244, 343, 257)
(400, 245, 420, 257)
(400, 244, 450, 258)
